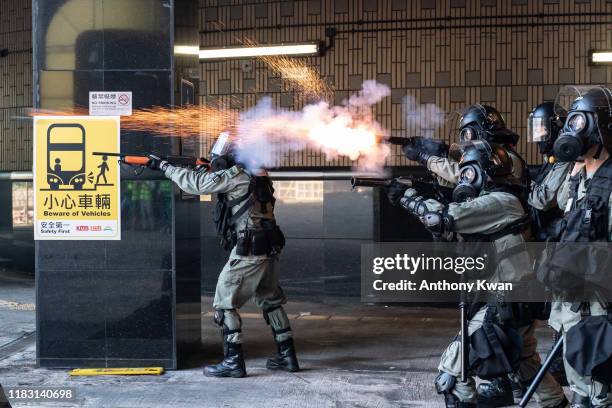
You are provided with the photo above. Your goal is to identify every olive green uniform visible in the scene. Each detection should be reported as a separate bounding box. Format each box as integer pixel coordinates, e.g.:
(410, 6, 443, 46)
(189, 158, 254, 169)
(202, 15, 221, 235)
(528, 161, 571, 212)
(409, 189, 566, 406)
(550, 165, 612, 407)
(163, 164, 292, 343)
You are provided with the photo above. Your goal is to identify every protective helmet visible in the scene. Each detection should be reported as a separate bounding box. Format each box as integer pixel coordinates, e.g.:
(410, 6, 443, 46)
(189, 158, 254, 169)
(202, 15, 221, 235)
(553, 87, 612, 161)
(450, 140, 515, 202)
(209, 131, 236, 171)
(528, 102, 567, 156)
(458, 104, 519, 146)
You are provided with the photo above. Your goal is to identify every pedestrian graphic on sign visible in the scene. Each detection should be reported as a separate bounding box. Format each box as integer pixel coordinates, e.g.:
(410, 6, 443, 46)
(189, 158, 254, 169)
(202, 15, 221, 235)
(54, 158, 62, 174)
(95, 155, 110, 186)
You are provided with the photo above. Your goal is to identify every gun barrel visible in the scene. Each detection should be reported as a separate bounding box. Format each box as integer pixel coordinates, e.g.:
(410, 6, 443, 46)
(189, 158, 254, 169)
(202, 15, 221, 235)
(384, 136, 412, 146)
(351, 177, 391, 188)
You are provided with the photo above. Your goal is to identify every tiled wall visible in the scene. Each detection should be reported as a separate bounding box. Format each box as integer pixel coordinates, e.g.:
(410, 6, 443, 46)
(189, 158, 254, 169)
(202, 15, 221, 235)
(198, 0, 612, 166)
(0, 0, 32, 171)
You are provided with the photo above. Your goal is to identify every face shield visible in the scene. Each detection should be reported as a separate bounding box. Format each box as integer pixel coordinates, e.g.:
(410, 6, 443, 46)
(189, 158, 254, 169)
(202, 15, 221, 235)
(210, 131, 232, 159)
(527, 115, 551, 143)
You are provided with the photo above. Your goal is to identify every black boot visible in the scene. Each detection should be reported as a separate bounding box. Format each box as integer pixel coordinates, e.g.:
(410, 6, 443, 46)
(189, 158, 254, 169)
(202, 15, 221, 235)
(266, 338, 300, 372)
(204, 341, 246, 378)
(435, 372, 477, 408)
(477, 376, 515, 407)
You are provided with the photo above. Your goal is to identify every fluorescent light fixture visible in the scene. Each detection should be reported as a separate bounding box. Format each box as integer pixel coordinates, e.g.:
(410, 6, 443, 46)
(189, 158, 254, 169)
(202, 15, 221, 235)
(589, 50, 612, 65)
(198, 43, 319, 60)
(174, 45, 200, 56)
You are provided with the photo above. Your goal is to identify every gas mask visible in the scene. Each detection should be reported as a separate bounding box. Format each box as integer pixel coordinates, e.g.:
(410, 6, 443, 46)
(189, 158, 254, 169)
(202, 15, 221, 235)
(449, 140, 514, 202)
(453, 163, 486, 202)
(553, 111, 602, 162)
(449, 140, 490, 202)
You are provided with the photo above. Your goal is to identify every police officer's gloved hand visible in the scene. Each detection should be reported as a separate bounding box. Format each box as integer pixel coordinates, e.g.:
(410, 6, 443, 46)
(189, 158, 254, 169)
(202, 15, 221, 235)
(147, 154, 169, 172)
(402, 143, 430, 166)
(385, 180, 408, 205)
(399, 188, 427, 216)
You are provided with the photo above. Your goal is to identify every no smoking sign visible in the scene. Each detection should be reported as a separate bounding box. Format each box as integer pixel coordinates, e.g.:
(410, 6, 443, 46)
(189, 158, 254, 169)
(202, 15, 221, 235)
(89, 91, 132, 116)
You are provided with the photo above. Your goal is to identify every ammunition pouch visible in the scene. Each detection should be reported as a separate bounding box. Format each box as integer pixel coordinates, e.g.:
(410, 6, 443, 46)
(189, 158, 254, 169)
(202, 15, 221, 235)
(235, 230, 251, 256)
(468, 306, 522, 379)
(234, 221, 285, 257)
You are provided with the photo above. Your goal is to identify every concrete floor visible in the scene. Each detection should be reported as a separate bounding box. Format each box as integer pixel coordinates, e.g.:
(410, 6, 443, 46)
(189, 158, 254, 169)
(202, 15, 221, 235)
(0, 270, 564, 408)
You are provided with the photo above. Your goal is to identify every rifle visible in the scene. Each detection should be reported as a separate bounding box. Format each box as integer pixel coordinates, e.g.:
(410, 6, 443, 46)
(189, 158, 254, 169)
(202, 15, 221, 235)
(519, 335, 564, 407)
(93, 152, 210, 170)
(351, 176, 452, 204)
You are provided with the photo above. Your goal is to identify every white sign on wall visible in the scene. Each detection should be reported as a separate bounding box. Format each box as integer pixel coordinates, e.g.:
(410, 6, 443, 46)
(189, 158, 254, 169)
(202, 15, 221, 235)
(89, 91, 132, 116)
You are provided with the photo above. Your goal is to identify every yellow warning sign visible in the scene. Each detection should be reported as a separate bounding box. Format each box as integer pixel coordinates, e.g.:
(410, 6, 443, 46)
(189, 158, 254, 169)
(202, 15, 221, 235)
(33, 116, 121, 240)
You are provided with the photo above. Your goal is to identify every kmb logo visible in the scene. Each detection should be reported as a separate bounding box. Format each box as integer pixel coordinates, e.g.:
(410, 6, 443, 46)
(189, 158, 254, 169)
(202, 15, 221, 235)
(76, 226, 89, 231)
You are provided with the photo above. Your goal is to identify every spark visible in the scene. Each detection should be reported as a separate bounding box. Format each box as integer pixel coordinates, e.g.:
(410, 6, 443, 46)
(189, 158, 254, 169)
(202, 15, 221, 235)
(243, 38, 332, 101)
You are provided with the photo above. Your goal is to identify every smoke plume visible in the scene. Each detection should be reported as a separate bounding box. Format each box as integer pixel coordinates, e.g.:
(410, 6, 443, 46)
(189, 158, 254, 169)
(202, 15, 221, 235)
(402, 95, 446, 138)
(234, 80, 391, 173)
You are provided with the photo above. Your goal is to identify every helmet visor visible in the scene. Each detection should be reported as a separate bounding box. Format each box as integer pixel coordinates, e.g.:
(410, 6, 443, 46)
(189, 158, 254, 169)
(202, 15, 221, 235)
(528, 115, 551, 143)
(210, 132, 232, 157)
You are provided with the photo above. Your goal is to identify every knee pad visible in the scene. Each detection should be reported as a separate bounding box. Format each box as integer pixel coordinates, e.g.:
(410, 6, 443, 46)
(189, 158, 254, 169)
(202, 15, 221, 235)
(214, 309, 242, 331)
(213, 309, 225, 327)
(435, 371, 457, 395)
(263, 306, 290, 329)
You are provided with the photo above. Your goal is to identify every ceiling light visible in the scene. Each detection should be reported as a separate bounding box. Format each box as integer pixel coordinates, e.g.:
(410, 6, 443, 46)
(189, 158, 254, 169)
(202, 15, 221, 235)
(198, 43, 319, 60)
(589, 50, 612, 65)
(174, 45, 200, 56)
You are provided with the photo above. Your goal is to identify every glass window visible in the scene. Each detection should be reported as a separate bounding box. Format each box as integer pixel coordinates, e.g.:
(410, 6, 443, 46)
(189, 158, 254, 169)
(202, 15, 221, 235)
(12, 182, 34, 228)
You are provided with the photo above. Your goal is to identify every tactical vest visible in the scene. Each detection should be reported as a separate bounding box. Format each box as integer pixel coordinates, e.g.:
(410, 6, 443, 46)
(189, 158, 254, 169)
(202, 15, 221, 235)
(529, 162, 565, 242)
(559, 157, 612, 242)
(537, 158, 612, 294)
(214, 175, 285, 255)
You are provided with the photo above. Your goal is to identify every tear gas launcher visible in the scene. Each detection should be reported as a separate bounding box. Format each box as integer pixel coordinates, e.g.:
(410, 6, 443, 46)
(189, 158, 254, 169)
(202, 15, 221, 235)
(382, 136, 449, 158)
(351, 176, 452, 204)
(92, 152, 211, 170)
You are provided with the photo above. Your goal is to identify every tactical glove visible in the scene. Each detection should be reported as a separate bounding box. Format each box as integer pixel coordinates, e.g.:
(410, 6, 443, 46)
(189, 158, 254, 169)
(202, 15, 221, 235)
(385, 180, 409, 205)
(147, 154, 169, 172)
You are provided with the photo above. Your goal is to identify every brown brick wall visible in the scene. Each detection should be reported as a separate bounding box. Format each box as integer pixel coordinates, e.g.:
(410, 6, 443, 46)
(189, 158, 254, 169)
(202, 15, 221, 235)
(0, 0, 32, 172)
(198, 0, 612, 167)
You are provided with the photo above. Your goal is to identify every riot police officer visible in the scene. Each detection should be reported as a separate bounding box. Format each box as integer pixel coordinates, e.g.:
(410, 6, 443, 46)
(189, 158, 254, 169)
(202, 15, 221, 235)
(539, 87, 612, 408)
(526, 102, 571, 389)
(387, 140, 567, 408)
(149, 132, 299, 378)
(527, 102, 571, 242)
(403, 104, 529, 190)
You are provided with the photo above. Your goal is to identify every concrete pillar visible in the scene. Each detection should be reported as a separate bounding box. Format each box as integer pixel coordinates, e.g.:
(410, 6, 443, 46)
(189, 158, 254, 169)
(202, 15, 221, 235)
(33, 0, 200, 369)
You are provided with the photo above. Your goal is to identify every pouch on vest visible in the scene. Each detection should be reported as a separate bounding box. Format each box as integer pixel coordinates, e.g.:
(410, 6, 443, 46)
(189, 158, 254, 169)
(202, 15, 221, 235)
(235, 230, 251, 256)
(251, 229, 272, 256)
(565, 305, 612, 384)
(468, 307, 522, 379)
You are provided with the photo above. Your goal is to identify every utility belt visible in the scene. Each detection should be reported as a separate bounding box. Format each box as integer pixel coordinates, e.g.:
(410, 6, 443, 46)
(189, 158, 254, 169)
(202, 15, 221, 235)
(235, 220, 285, 257)
(461, 215, 530, 243)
